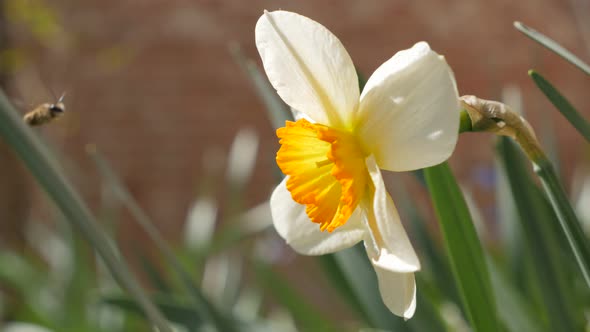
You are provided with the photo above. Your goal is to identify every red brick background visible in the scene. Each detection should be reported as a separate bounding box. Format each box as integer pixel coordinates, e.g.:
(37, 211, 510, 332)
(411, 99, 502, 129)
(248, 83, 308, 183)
(1, 0, 589, 250)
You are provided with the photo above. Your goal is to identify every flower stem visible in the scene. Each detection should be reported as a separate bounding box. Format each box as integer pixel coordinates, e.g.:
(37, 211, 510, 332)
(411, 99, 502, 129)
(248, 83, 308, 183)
(459, 110, 472, 133)
(533, 157, 590, 287)
(461, 95, 590, 288)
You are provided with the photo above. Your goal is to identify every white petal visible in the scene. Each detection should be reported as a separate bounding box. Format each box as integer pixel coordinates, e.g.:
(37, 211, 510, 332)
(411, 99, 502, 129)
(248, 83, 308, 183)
(373, 266, 417, 319)
(270, 177, 365, 255)
(357, 42, 460, 172)
(255, 10, 359, 128)
(363, 156, 420, 272)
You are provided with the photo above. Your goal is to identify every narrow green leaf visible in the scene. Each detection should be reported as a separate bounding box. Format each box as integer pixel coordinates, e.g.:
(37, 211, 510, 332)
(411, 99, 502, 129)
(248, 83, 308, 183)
(253, 262, 340, 332)
(424, 162, 501, 332)
(401, 181, 462, 308)
(528, 70, 590, 142)
(534, 155, 590, 288)
(514, 21, 590, 75)
(321, 178, 449, 331)
(412, 275, 452, 332)
(138, 253, 172, 293)
(317, 254, 369, 322)
(87, 147, 236, 332)
(487, 258, 545, 332)
(103, 295, 204, 331)
(62, 226, 95, 328)
(390, 173, 466, 329)
(229, 43, 291, 183)
(229, 43, 292, 129)
(497, 137, 582, 331)
(331, 246, 406, 331)
(494, 151, 541, 315)
(331, 246, 444, 332)
(0, 91, 173, 332)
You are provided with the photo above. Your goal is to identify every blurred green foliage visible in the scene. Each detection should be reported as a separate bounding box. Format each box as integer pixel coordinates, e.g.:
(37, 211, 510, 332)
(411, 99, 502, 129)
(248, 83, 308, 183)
(5, 0, 63, 46)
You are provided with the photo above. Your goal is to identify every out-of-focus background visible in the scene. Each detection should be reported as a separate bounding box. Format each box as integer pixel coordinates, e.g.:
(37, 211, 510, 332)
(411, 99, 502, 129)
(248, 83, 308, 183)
(3, 0, 589, 248)
(0, 0, 589, 330)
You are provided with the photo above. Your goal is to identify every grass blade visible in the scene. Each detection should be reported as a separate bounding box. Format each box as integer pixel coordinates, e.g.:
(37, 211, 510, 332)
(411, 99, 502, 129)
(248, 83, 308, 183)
(229, 43, 292, 182)
(332, 245, 408, 331)
(62, 225, 95, 328)
(534, 154, 590, 288)
(317, 254, 370, 323)
(411, 275, 452, 332)
(103, 295, 204, 331)
(138, 253, 172, 293)
(486, 258, 544, 332)
(331, 246, 447, 332)
(424, 162, 501, 332)
(87, 146, 236, 332)
(529, 70, 590, 142)
(515, 21, 590, 75)
(229, 43, 292, 129)
(0, 91, 173, 332)
(497, 137, 581, 331)
(403, 176, 462, 307)
(253, 261, 339, 332)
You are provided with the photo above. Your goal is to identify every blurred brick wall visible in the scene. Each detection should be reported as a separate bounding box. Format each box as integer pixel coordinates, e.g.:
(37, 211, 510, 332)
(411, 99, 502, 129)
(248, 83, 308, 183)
(2, 0, 589, 249)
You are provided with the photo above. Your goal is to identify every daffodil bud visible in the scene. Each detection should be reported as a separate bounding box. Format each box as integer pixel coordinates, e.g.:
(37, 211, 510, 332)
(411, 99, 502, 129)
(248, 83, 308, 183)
(460, 95, 544, 162)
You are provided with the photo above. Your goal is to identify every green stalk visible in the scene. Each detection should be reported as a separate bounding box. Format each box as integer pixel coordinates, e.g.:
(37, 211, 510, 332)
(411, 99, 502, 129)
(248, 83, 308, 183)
(0, 92, 173, 332)
(533, 157, 590, 287)
(497, 138, 580, 331)
(425, 163, 501, 332)
(461, 96, 590, 289)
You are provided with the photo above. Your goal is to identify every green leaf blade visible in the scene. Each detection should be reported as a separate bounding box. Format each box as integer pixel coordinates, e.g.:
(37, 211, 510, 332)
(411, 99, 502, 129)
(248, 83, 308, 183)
(103, 294, 204, 331)
(253, 262, 340, 332)
(515, 21, 590, 75)
(88, 147, 236, 332)
(497, 137, 582, 331)
(534, 156, 590, 289)
(0, 91, 174, 332)
(332, 245, 407, 330)
(486, 258, 545, 332)
(529, 70, 590, 142)
(424, 162, 501, 332)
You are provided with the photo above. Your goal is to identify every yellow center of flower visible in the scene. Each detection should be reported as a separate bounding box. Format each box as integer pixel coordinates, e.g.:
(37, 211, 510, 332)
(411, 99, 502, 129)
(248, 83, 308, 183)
(276, 119, 369, 232)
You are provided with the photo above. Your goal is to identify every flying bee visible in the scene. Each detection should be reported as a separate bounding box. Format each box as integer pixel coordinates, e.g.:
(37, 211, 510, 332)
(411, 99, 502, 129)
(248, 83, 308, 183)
(23, 93, 66, 126)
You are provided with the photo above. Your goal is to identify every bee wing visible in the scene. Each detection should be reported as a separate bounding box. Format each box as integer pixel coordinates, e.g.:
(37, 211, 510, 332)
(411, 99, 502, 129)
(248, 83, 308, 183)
(57, 91, 67, 103)
(12, 66, 57, 107)
(9, 98, 27, 110)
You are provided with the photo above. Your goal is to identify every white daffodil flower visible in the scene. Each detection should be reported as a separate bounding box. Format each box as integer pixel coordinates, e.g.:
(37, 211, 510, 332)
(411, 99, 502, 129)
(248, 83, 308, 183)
(256, 10, 459, 319)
